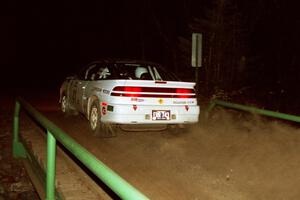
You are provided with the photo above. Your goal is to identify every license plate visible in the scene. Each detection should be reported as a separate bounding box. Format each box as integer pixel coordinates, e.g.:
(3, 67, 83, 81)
(152, 110, 170, 120)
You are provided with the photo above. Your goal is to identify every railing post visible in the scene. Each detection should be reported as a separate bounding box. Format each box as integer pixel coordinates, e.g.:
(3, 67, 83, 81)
(14, 97, 149, 200)
(13, 100, 26, 158)
(205, 100, 216, 119)
(46, 130, 56, 200)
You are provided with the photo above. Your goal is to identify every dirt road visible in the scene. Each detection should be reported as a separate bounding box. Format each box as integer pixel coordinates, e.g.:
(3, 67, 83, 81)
(37, 107, 300, 200)
(6, 90, 300, 200)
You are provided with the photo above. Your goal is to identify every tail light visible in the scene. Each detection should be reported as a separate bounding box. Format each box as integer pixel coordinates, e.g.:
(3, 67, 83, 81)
(112, 86, 142, 97)
(124, 87, 142, 93)
(176, 88, 195, 98)
(111, 86, 196, 98)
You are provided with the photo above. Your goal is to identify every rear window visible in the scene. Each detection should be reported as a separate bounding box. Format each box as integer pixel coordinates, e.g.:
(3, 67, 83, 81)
(114, 63, 179, 81)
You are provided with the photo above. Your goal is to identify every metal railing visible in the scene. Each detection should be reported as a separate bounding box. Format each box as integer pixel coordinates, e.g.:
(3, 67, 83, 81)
(206, 99, 300, 123)
(13, 97, 149, 200)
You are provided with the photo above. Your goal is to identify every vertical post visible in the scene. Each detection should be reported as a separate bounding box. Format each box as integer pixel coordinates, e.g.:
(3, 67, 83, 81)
(195, 67, 199, 93)
(194, 34, 199, 93)
(13, 101, 20, 143)
(46, 130, 56, 200)
(13, 101, 26, 158)
(192, 33, 202, 94)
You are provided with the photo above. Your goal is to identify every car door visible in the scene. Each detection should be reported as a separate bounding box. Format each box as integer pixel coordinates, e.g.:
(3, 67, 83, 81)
(68, 77, 79, 109)
(84, 64, 115, 112)
(75, 63, 97, 113)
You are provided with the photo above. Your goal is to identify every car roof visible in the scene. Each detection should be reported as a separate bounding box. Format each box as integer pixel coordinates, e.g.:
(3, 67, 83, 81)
(87, 59, 162, 67)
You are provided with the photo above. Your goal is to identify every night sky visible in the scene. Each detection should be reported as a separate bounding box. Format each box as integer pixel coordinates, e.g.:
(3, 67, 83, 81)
(1, 0, 300, 95)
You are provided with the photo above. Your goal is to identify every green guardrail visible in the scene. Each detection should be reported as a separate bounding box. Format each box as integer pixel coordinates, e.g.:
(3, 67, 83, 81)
(206, 99, 300, 123)
(13, 97, 149, 200)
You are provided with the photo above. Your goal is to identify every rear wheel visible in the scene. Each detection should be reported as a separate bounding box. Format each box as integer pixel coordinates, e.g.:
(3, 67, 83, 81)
(61, 94, 70, 114)
(89, 101, 117, 137)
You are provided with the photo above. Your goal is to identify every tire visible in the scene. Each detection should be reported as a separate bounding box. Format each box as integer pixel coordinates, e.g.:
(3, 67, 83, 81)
(61, 94, 70, 114)
(89, 101, 117, 137)
(61, 94, 78, 116)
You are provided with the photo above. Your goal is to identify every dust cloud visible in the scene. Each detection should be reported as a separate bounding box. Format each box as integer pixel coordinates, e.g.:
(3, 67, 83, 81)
(79, 108, 300, 200)
(165, 108, 300, 200)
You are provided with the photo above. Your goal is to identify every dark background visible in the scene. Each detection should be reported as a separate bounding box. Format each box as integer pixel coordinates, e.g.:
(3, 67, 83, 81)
(1, 0, 300, 112)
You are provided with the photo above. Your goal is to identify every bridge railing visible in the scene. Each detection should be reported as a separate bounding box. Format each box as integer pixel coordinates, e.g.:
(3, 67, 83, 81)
(13, 97, 149, 200)
(206, 99, 300, 123)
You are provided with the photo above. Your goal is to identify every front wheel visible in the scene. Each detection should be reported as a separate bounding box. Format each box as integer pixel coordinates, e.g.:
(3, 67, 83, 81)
(89, 101, 117, 137)
(60, 94, 78, 115)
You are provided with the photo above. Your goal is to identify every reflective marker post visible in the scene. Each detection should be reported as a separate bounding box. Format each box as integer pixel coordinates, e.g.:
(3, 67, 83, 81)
(191, 33, 202, 93)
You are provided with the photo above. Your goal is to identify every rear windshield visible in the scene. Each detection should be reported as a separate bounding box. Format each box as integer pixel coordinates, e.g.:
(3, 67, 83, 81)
(114, 63, 179, 81)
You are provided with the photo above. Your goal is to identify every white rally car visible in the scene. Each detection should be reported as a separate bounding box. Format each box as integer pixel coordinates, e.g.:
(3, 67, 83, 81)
(60, 60, 200, 136)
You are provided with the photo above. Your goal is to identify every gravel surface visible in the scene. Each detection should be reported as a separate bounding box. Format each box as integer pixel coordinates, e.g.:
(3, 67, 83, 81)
(0, 100, 40, 200)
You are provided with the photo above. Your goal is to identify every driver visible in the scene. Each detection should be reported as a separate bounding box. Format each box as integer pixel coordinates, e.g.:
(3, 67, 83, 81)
(135, 67, 149, 79)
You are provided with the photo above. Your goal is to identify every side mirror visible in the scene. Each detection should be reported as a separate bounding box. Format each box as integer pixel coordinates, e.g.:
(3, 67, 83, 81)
(66, 74, 77, 80)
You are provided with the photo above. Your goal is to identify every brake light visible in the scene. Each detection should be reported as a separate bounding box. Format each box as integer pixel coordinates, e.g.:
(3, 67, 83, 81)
(176, 88, 194, 98)
(124, 87, 142, 93)
(112, 86, 142, 97)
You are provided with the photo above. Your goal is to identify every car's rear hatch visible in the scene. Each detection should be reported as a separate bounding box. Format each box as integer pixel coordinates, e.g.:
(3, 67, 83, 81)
(109, 80, 197, 106)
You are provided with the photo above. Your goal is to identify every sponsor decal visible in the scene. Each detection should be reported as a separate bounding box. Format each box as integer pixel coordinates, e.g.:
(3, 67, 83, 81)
(185, 105, 189, 111)
(133, 105, 137, 111)
(173, 100, 195, 104)
(102, 106, 107, 115)
(101, 102, 107, 106)
(158, 99, 164, 104)
(103, 89, 110, 94)
(107, 105, 114, 112)
(173, 101, 186, 104)
(92, 87, 102, 92)
(101, 102, 108, 115)
(131, 97, 144, 102)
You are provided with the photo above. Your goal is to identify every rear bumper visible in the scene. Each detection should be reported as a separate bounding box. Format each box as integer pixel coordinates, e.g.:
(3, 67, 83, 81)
(101, 103, 200, 124)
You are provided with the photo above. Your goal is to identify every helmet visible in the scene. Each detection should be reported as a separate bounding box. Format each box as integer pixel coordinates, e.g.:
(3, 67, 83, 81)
(98, 67, 110, 79)
(135, 67, 148, 79)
